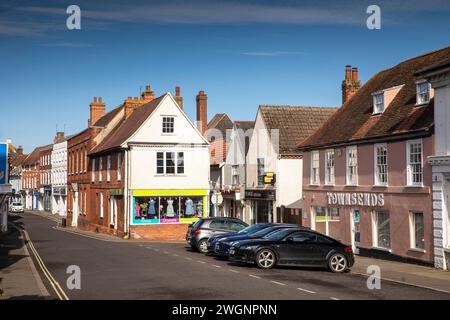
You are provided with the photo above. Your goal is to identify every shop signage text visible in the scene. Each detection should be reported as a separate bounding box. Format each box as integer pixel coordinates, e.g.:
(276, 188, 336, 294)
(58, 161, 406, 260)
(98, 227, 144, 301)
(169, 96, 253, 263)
(326, 192, 384, 207)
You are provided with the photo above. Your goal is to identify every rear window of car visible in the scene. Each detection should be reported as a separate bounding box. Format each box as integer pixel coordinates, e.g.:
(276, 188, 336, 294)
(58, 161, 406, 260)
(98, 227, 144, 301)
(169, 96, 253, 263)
(12, 203, 22, 206)
(192, 219, 204, 229)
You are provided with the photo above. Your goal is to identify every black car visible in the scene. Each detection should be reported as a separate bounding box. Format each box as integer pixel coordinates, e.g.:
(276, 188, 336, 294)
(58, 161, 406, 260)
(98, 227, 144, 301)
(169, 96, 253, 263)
(213, 224, 300, 257)
(228, 228, 354, 273)
(186, 217, 248, 253)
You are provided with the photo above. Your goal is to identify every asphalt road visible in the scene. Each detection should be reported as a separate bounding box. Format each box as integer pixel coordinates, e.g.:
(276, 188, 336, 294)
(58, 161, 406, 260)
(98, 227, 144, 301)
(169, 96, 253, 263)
(16, 213, 450, 300)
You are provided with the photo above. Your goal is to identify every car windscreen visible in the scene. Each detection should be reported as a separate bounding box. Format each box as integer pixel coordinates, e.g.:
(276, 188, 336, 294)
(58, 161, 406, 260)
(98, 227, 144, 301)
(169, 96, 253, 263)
(238, 224, 267, 234)
(264, 229, 294, 241)
(252, 227, 281, 237)
(12, 203, 22, 206)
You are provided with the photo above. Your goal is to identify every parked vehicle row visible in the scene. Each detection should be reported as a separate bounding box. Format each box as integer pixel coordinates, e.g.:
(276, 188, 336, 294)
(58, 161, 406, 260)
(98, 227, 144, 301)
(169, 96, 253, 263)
(186, 217, 355, 273)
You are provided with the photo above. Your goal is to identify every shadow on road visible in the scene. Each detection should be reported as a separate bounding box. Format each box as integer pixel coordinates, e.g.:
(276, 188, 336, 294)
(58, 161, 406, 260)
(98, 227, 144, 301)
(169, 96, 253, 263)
(0, 214, 28, 272)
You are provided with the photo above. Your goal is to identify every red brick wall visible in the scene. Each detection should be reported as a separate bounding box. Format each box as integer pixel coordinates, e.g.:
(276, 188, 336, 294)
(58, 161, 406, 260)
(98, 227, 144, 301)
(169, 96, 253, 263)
(131, 224, 188, 241)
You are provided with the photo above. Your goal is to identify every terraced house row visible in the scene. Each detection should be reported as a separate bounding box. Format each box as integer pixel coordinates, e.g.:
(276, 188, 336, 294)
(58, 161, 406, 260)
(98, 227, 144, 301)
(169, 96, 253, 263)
(10, 46, 450, 270)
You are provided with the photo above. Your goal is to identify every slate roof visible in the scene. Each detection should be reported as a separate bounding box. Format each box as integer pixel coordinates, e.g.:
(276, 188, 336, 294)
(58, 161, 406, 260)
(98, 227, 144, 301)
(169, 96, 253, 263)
(90, 94, 166, 155)
(298, 46, 450, 150)
(259, 105, 337, 154)
(207, 113, 234, 141)
(234, 120, 255, 132)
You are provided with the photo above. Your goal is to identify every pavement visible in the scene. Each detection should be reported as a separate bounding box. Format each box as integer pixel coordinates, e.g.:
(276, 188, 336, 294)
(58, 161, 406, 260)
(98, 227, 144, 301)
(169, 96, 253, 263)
(1, 211, 450, 300)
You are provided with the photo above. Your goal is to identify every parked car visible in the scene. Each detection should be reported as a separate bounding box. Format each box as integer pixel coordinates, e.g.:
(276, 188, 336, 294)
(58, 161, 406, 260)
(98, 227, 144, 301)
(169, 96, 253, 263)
(9, 202, 24, 213)
(186, 217, 248, 253)
(212, 224, 300, 258)
(228, 228, 354, 273)
(206, 223, 277, 255)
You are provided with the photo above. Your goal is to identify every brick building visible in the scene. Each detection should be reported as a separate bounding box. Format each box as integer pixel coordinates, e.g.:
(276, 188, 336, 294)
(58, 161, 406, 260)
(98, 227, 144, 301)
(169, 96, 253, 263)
(22, 147, 41, 210)
(298, 47, 450, 265)
(39, 144, 53, 211)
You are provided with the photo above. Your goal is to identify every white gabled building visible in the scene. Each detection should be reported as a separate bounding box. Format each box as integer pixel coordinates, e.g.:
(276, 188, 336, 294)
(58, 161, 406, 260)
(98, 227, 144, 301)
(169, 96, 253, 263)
(51, 132, 69, 216)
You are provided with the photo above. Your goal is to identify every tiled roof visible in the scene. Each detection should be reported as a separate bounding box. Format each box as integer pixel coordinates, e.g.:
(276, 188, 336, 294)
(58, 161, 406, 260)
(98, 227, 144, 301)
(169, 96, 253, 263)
(234, 120, 255, 132)
(298, 46, 450, 150)
(259, 105, 337, 154)
(90, 94, 166, 155)
(207, 113, 234, 140)
(93, 105, 123, 127)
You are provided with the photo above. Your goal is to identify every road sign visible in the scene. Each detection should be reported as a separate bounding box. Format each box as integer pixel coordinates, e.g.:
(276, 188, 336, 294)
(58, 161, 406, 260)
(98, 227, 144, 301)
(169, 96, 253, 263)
(211, 192, 223, 205)
(0, 143, 7, 185)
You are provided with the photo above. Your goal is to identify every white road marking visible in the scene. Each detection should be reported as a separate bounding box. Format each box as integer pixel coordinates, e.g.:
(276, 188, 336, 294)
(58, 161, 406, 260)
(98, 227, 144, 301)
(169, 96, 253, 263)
(271, 281, 286, 286)
(198, 260, 206, 264)
(229, 269, 239, 273)
(172, 254, 179, 257)
(330, 297, 340, 300)
(212, 265, 222, 268)
(185, 257, 192, 260)
(163, 251, 169, 254)
(297, 287, 316, 294)
(249, 274, 261, 279)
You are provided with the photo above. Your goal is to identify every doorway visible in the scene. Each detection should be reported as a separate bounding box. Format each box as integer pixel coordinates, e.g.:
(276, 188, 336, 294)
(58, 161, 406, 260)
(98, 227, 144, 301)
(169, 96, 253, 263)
(351, 208, 361, 254)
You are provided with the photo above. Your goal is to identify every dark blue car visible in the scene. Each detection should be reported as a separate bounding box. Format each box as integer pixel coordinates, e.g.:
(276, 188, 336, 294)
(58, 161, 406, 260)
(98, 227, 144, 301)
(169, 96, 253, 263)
(206, 223, 275, 255)
(213, 224, 300, 258)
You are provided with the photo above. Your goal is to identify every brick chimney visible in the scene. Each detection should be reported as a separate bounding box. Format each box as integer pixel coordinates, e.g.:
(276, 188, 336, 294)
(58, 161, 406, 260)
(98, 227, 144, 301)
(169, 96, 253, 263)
(89, 96, 106, 127)
(17, 146, 23, 155)
(54, 132, 65, 143)
(341, 65, 361, 104)
(174, 86, 183, 110)
(196, 91, 207, 135)
(141, 85, 154, 102)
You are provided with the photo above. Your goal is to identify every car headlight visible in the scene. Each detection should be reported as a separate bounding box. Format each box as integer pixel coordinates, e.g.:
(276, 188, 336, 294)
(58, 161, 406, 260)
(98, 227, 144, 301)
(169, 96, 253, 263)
(239, 245, 256, 251)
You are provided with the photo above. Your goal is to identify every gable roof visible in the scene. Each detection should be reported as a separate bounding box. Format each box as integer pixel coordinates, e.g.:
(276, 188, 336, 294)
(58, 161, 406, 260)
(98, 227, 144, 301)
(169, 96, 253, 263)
(259, 105, 337, 154)
(234, 120, 255, 132)
(298, 46, 450, 150)
(93, 105, 123, 127)
(22, 144, 51, 166)
(207, 113, 234, 140)
(90, 94, 166, 155)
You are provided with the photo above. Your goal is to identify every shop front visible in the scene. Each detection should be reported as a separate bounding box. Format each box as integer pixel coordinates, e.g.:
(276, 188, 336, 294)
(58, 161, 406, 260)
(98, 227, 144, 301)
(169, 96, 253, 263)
(244, 188, 276, 224)
(43, 186, 52, 212)
(52, 186, 67, 216)
(302, 189, 433, 265)
(130, 189, 209, 241)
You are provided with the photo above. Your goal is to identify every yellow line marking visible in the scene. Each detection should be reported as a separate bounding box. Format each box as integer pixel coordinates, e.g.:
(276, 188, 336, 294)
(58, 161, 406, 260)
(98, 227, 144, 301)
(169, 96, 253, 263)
(22, 229, 69, 300)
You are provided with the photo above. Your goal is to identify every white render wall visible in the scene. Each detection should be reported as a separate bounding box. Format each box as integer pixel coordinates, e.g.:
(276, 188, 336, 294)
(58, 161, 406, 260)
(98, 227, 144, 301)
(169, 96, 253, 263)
(276, 158, 302, 208)
(434, 83, 450, 156)
(51, 140, 68, 187)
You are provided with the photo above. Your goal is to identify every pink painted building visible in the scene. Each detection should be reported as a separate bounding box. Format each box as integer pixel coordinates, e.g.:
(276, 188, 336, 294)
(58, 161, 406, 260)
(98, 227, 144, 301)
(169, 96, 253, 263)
(298, 47, 450, 265)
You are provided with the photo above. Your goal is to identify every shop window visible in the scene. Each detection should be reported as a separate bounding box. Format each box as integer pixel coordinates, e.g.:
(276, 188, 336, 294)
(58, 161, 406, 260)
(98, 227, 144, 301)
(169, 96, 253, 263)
(162, 116, 174, 133)
(325, 150, 335, 185)
(407, 139, 423, 186)
(346, 146, 358, 185)
(410, 212, 424, 250)
(373, 211, 390, 249)
(310, 151, 320, 185)
(374, 144, 388, 186)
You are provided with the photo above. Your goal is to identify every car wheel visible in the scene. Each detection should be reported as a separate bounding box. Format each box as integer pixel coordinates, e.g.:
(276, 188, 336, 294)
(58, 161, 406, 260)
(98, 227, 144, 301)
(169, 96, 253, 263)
(328, 253, 348, 273)
(255, 249, 276, 269)
(197, 239, 208, 253)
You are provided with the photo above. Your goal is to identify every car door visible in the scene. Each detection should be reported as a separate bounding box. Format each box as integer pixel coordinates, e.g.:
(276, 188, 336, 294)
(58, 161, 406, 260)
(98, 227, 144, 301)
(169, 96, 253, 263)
(275, 231, 316, 265)
(209, 219, 229, 236)
(308, 235, 335, 266)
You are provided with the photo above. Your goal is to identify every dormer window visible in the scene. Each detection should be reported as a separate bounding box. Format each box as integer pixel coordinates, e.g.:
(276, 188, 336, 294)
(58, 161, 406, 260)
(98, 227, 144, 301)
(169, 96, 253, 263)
(416, 81, 430, 105)
(373, 93, 385, 114)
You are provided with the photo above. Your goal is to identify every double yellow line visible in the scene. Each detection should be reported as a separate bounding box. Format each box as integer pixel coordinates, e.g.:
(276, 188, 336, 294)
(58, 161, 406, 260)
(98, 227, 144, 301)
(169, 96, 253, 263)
(22, 228, 70, 300)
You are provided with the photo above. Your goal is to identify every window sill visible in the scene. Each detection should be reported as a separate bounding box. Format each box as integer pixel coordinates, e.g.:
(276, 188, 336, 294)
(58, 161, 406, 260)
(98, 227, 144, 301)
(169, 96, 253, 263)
(371, 246, 392, 253)
(414, 102, 429, 107)
(373, 184, 388, 188)
(405, 184, 423, 188)
(408, 248, 426, 253)
(309, 183, 320, 187)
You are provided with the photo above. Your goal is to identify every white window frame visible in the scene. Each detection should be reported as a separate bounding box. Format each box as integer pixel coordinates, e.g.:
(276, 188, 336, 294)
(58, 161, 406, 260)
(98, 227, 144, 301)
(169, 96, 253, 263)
(91, 159, 96, 182)
(162, 116, 175, 134)
(99, 157, 103, 182)
(99, 192, 104, 218)
(346, 146, 358, 186)
(409, 211, 425, 251)
(372, 211, 391, 250)
(310, 151, 320, 185)
(374, 143, 388, 186)
(156, 151, 185, 175)
(324, 149, 335, 185)
(106, 155, 111, 182)
(117, 153, 122, 181)
(406, 139, 423, 187)
(416, 80, 431, 106)
(372, 92, 385, 114)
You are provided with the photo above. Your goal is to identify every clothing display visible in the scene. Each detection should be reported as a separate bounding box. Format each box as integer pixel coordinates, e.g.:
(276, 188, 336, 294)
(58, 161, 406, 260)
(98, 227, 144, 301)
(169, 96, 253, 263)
(148, 199, 156, 215)
(166, 199, 175, 217)
(185, 199, 194, 216)
(135, 202, 141, 218)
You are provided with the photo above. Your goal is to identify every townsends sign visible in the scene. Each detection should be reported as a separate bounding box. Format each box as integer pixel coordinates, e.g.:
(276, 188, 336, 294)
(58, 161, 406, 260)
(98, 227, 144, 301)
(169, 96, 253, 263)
(327, 192, 384, 207)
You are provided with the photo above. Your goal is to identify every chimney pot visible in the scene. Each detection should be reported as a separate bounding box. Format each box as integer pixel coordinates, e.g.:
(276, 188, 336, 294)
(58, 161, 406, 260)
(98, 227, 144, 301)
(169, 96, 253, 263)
(94, 96, 97, 103)
(351, 67, 358, 81)
(342, 65, 361, 104)
(175, 86, 180, 96)
(345, 65, 351, 81)
(99, 97, 102, 103)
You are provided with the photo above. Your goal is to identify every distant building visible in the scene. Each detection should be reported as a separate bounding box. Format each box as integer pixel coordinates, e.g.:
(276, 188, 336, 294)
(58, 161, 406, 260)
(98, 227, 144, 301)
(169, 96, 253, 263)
(9, 146, 27, 205)
(51, 132, 70, 216)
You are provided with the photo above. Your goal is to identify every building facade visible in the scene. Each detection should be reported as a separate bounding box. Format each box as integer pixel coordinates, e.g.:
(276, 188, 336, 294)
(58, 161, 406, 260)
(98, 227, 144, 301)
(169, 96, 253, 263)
(89, 92, 210, 240)
(298, 47, 450, 265)
(417, 59, 450, 270)
(51, 133, 69, 216)
(39, 144, 53, 212)
(22, 147, 40, 210)
(244, 105, 336, 225)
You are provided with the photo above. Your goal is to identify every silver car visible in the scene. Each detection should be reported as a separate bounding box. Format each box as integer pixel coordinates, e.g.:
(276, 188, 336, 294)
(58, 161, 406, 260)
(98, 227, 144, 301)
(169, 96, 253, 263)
(9, 202, 24, 213)
(186, 217, 248, 253)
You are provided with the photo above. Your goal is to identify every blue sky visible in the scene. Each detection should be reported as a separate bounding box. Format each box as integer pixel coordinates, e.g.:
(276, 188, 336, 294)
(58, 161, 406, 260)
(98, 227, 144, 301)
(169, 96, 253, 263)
(1, 0, 449, 152)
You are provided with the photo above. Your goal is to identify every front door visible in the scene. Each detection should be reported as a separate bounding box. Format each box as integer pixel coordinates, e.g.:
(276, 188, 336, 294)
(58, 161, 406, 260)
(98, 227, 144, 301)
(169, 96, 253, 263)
(351, 208, 361, 254)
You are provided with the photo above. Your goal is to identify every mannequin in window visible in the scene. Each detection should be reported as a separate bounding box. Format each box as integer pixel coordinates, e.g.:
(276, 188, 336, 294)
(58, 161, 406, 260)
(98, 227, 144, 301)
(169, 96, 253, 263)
(135, 201, 141, 218)
(148, 198, 156, 217)
(185, 198, 194, 216)
(166, 198, 175, 217)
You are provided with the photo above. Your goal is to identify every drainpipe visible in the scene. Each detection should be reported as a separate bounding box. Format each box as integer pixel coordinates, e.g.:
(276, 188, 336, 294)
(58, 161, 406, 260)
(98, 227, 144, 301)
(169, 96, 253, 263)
(123, 148, 130, 237)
